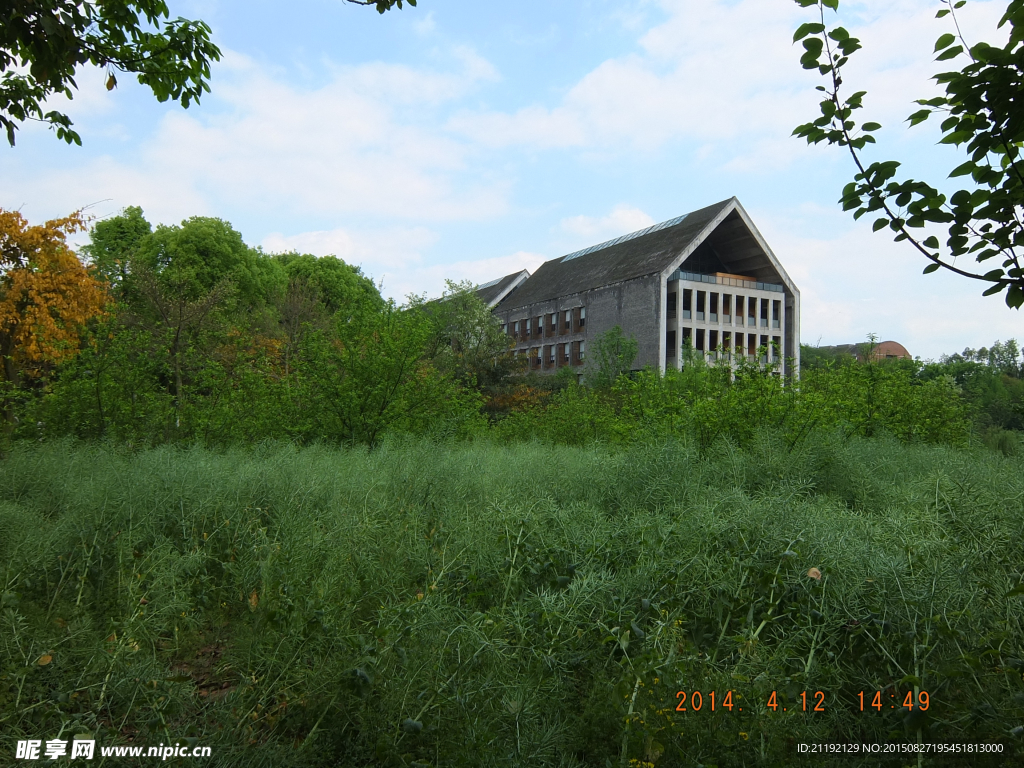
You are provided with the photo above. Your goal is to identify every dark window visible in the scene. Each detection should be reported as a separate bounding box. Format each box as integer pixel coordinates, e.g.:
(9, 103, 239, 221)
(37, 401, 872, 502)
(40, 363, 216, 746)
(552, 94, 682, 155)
(667, 330, 676, 357)
(578, 307, 586, 328)
(668, 292, 677, 316)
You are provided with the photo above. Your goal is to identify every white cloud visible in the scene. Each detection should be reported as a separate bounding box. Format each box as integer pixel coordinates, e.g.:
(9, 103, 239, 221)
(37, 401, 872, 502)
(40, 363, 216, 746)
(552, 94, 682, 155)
(560, 204, 655, 241)
(414, 11, 437, 36)
(6, 46, 508, 227)
(446, 0, 1008, 169)
(412, 250, 547, 299)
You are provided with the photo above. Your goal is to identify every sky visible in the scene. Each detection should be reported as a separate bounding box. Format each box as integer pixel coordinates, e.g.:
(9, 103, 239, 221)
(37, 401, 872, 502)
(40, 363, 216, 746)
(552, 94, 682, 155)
(2, 0, 1020, 360)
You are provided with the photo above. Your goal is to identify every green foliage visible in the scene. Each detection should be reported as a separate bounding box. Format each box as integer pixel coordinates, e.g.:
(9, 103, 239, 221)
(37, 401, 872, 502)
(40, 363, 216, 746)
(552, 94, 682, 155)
(417, 280, 517, 390)
(296, 302, 485, 446)
(0, 438, 1021, 766)
(793, 0, 1024, 307)
(920, 338, 1024, 434)
(584, 324, 638, 389)
(272, 253, 382, 318)
(79, 206, 152, 289)
(0, 0, 221, 146)
(800, 343, 857, 370)
(132, 217, 285, 310)
(497, 345, 971, 452)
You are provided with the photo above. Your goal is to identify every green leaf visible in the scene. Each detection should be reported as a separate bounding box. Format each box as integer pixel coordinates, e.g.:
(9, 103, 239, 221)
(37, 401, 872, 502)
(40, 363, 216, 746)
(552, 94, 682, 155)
(936, 8, 950, 17)
(821, 0, 839, 9)
(907, 109, 931, 127)
(922, 236, 939, 249)
(872, 218, 889, 232)
(982, 283, 1004, 296)
(923, 263, 941, 274)
(949, 161, 976, 178)
(934, 33, 956, 52)
(936, 45, 964, 61)
(794, 23, 825, 42)
(861, 122, 881, 131)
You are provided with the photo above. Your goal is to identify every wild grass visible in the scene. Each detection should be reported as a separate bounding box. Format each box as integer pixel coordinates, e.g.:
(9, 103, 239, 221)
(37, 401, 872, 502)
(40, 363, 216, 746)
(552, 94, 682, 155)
(0, 434, 1022, 767)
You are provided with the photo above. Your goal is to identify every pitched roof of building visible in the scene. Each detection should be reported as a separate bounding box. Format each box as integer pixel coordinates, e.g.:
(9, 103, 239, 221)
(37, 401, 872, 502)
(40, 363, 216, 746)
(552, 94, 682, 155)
(496, 198, 735, 310)
(474, 269, 531, 308)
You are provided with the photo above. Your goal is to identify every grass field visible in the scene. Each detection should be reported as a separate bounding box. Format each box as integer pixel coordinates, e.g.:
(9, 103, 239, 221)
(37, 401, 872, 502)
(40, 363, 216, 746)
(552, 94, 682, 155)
(1, 433, 1022, 767)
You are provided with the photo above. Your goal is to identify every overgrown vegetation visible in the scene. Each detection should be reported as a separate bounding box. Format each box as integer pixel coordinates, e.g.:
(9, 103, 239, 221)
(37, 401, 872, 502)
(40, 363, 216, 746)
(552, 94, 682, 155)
(2, 207, 1023, 766)
(1, 438, 1022, 767)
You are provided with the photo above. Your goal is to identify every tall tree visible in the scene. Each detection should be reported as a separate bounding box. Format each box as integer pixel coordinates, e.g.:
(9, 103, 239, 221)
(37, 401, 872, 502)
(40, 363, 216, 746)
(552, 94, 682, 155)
(793, 0, 1024, 307)
(0, 209, 106, 430)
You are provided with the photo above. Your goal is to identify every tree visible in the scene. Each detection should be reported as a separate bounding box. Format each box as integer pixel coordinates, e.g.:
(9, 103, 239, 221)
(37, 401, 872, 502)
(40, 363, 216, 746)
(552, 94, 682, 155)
(0, 209, 106, 430)
(793, 0, 1024, 307)
(1, 0, 417, 146)
(132, 216, 285, 311)
(417, 280, 517, 389)
(585, 325, 638, 389)
(298, 300, 472, 446)
(273, 252, 382, 317)
(80, 205, 152, 289)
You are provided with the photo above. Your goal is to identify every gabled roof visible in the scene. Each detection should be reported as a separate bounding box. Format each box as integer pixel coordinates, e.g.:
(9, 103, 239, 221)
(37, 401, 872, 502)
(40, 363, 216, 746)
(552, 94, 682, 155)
(496, 199, 735, 310)
(475, 269, 530, 308)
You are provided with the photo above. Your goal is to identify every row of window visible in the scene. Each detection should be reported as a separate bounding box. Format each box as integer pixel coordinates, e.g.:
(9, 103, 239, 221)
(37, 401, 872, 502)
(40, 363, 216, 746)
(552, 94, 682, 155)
(667, 329, 782, 358)
(518, 341, 586, 368)
(503, 307, 586, 341)
(668, 290, 782, 329)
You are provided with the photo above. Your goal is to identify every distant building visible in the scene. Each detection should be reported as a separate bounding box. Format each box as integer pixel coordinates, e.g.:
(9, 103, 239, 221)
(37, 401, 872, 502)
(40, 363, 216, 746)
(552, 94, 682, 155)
(474, 197, 801, 377)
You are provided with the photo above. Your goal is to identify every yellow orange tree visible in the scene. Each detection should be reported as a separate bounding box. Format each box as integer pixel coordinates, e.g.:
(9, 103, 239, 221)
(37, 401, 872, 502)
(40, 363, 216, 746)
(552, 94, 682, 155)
(0, 209, 106, 429)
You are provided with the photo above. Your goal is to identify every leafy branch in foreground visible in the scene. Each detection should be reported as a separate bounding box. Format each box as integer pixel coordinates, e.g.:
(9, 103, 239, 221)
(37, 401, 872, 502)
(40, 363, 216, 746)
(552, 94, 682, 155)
(793, 0, 1024, 308)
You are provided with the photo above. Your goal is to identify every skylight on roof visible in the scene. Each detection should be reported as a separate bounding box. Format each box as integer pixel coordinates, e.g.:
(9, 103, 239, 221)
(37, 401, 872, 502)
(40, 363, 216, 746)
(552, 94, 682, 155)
(476, 277, 502, 290)
(560, 212, 691, 263)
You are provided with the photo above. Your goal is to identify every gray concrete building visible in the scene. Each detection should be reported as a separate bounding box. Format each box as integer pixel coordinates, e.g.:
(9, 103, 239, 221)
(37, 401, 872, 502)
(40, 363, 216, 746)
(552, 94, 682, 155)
(476, 197, 801, 377)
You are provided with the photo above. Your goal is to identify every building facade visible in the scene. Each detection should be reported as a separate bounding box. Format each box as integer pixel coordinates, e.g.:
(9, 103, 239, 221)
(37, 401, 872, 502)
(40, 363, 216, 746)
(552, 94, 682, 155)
(476, 198, 801, 377)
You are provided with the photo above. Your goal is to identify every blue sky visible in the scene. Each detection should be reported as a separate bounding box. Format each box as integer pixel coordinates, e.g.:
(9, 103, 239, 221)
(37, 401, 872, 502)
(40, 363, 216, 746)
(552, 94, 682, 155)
(2, 0, 1019, 359)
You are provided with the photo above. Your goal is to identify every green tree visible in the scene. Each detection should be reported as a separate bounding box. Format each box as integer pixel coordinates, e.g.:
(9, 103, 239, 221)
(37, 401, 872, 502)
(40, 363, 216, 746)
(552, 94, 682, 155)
(297, 301, 478, 446)
(80, 206, 152, 290)
(132, 217, 285, 311)
(585, 325, 638, 389)
(272, 252, 382, 317)
(1, 0, 418, 146)
(418, 280, 516, 390)
(793, 0, 1024, 307)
